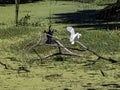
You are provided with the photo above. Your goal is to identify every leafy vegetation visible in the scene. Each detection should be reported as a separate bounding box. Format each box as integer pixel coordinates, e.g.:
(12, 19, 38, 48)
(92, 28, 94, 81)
(0, 1, 120, 90)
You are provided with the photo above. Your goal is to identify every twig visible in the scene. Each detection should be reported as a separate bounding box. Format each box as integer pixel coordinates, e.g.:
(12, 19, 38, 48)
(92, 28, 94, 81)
(45, 73, 62, 78)
(66, 47, 86, 52)
(0, 61, 8, 69)
(102, 83, 120, 87)
(26, 40, 46, 53)
(23, 32, 45, 53)
(0, 61, 30, 73)
(100, 69, 106, 77)
(33, 49, 42, 62)
(84, 57, 100, 66)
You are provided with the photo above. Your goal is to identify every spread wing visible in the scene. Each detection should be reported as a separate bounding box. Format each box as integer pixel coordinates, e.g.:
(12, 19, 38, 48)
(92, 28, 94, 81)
(67, 26, 82, 44)
(76, 33, 82, 39)
(66, 26, 75, 35)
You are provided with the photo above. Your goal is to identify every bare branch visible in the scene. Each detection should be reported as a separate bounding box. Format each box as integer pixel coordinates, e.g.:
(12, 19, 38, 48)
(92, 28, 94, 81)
(55, 40, 83, 57)
(76, 41, 117, 63)
(100, 69, 106, 77)
(33, 49, 42, 62)
(42, 52, 83, 60)
(0, 61, 30, 73)
(0, 61, 8, 69)
(23, 30, 117, 64)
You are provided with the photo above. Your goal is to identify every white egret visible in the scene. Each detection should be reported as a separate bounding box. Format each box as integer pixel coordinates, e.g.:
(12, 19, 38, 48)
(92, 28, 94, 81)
(67, 26, 82, 44)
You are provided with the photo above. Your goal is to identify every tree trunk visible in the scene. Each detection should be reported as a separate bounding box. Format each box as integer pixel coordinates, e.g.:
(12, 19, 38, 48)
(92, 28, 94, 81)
(15, 0, 19, 26)
(117, 0, 120, 4)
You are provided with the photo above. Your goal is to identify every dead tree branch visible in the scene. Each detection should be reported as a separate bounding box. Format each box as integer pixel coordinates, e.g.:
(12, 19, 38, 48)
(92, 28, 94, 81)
(0, 61, 30, 73)
(76, 41, 117, 64)
(55, 40, 83, 57)
(33, 41, 84, 61)
(25, 33, 84, 61)
(25, 31, 117, 64)
(33, 49, 42, 62)
(42, 52, 83, 60)
(100, 69, 106, 77)
(43, 34, 117, 63)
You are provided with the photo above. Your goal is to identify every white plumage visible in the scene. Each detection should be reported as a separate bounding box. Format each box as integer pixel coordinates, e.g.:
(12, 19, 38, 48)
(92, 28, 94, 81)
(67, 26, 82, 44)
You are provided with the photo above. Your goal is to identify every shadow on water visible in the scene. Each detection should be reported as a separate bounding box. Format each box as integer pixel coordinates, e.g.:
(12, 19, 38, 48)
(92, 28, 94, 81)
(53, 9, 120, 30)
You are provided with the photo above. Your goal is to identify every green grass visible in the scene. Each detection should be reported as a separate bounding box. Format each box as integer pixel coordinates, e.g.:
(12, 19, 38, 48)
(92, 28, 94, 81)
(95, 0, 117, 5)
(0, 1, 120, 90)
